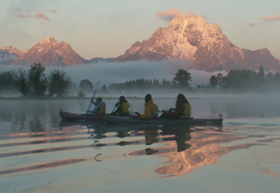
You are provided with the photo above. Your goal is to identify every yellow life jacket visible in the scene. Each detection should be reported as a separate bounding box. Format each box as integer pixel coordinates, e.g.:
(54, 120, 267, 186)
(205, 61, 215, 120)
(95, 104, 106, 115)
(148, 103, 158, 118)
(177, 103, 191, 118)
(120, 102, 130, 114)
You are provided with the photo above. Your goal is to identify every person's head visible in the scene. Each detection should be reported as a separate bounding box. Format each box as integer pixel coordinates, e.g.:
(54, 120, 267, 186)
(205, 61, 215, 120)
(96, 97, 102, 102)
(176, 94, 189, 104)
(145, 94, 152, 103)
(119, 96, 125, 102)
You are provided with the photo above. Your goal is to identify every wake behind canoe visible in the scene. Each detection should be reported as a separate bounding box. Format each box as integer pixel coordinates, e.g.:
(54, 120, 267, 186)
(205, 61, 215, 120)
(103, 115, 223, 126)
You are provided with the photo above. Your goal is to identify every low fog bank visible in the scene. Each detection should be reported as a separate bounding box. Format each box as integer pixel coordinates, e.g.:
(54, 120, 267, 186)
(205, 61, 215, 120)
(1, 88, 280, 100)
(1, 61, 280, 99)
(0, 61, 227, 87)
(78, 89, 280, 100)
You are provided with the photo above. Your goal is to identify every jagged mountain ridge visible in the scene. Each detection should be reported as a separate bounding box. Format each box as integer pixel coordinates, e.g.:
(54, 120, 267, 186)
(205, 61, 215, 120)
(115, 15, 280, 72)
(0, 46, 27, 65)
(0, 49, 18, 65)
(9, 37, 86, 67)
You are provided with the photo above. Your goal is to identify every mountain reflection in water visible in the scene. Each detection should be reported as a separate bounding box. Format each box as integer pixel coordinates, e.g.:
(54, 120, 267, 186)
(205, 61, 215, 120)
(86, 122, 262, 178)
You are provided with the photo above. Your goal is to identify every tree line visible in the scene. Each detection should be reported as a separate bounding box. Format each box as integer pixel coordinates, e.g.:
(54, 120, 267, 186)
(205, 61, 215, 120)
(1, 64, 280, 97)
(107, 69, 191, 90)
(209, 66, 280, 90)
(0, 63, 71, 97)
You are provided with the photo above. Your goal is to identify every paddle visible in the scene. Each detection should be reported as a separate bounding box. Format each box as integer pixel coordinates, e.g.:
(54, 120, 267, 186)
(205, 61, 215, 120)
(84, 89, 97, 121)
(111, 90, 126, 113)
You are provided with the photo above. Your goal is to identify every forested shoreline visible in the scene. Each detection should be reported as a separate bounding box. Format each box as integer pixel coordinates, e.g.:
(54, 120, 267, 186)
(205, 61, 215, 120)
(1, 63, 280, 98)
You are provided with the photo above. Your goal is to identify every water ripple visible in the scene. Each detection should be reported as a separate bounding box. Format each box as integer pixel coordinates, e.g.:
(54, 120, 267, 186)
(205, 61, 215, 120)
(0, 159, 86, 175)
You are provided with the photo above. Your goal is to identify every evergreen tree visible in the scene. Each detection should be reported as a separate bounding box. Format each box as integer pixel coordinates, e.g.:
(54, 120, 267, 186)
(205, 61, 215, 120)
(258, 66, 265, 81)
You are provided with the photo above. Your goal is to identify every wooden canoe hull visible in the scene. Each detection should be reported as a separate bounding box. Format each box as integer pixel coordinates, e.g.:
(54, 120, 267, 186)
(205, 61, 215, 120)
(59, 110, 103, 121)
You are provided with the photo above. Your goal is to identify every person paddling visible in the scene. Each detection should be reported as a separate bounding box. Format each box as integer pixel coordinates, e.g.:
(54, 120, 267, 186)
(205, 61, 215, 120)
(111, 96, 130, 115)
(135, 94, 158, 119)
(160, 93, 191, 119)
(88, 97, 106, 115)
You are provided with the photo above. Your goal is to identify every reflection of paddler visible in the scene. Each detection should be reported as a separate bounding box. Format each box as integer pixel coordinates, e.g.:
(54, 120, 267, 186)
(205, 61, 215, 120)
(92, 125, 106, 139)
(175, 131, 192, 152)
(117, 131, 130, 138)
(145, 148, 159, 155)
(144, 129, 158, 145)
(161, 128, 192, 152)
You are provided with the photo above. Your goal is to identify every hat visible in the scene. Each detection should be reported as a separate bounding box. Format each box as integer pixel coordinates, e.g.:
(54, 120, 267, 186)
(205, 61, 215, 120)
(119, 96, 125, 101)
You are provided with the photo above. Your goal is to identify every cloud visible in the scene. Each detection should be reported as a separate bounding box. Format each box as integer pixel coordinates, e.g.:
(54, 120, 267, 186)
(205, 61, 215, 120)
(155, 8, 196, 23)
(249, 22, 256, 27)
(260, 15, 280, 22)
(49, 9, 58, 14)
(34, 13, 50, 20)
(16, 14, 31, 19)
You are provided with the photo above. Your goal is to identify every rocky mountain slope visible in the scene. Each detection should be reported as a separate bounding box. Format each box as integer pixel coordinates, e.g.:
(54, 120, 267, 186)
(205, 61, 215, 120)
(0, 46, 26, 65)
(10, 37, 86, 66)
(115, 15, 280, 72)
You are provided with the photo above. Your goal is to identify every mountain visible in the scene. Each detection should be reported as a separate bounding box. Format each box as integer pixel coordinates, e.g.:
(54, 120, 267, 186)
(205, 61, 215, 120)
(86, 57, 115, 63)
(10, 37, 86, 66)
(0, 49, 17, 65)
(0, 46, 25, 56)
(115, 15, 280, 72)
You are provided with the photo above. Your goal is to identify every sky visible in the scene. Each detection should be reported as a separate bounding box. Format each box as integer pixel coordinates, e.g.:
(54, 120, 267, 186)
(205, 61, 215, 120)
(0, 0, 280, 59)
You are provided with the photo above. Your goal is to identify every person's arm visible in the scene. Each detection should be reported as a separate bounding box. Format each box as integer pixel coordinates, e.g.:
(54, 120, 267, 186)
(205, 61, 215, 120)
(111, 103, 122, 115)
(140, 105, 153, 119)
(91, 100, 98, 106)
(89, 105, 100, 113)
(163, 105, 185, 117)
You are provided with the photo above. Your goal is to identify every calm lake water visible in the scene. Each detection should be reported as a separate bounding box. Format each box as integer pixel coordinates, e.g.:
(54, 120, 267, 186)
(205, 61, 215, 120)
(1, 94, 280, 193)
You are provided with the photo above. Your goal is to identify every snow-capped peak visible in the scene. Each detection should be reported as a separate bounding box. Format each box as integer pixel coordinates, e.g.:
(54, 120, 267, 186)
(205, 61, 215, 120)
(37, 37, 57, 46)
(115, 14, 280, 72)
(45, 36, 55, 42)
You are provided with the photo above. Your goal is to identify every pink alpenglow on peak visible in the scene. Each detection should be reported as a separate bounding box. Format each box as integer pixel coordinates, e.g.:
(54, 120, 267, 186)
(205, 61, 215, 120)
(115, 15, 280, 72)
(10, 37, 86, 67)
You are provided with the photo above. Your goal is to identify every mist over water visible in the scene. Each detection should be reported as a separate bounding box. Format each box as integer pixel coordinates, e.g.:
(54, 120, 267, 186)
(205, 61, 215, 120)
(0, 61, 227, 87)
(1, 95, 280, 136)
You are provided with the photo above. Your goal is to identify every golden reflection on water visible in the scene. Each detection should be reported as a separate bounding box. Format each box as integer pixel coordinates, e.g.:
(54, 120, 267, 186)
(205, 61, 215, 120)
(129, 127, 262, 178)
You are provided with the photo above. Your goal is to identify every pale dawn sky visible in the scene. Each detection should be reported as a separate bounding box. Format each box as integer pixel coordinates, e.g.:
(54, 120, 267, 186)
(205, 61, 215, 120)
(0, 0, 280, 59)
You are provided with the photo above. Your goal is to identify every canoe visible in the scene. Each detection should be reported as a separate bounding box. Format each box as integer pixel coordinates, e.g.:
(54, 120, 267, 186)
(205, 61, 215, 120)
(59, 109, 103, 121)
(103, 115, 223, 126)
